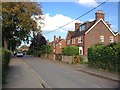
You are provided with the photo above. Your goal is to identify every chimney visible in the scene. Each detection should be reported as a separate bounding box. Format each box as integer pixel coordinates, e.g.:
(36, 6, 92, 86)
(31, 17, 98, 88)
(95, 10, 105, 21)
(54, 35, 56, 42)
(75, 22, 81, 30)
(59, 36, 61, 40)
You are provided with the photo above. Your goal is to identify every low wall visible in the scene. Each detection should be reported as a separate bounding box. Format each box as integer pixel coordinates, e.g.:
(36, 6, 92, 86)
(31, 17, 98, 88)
(47, 54, 55, 60)
(62, 55, 73, 64)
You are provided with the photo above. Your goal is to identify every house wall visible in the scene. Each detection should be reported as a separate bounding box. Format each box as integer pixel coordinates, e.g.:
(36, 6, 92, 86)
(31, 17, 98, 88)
(115, 34, 120, 43)
(84, 21, 115, 55)
(55, 39, 66, 54)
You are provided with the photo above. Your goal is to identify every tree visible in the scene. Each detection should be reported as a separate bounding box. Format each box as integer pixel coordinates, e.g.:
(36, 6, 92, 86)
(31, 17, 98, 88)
(2, 2, 43, 50)
(29, 32, 47, 57)
(29, 32, 47, 50)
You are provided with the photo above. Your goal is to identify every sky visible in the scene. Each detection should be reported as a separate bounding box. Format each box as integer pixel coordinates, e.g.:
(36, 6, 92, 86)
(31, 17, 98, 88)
(21, 0, 119, 46)
(39, 1, 118, 42)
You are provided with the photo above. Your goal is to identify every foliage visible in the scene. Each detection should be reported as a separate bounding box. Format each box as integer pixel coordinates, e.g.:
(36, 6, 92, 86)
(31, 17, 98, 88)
(62, 46, 79, 56)
(41, 45, 52, 54)
(2, 2, 43, 49)
(88, 43, 120, 72)
(29, 32, 47, 50)
(1, 48, 11, 83)
(26, 49, 34, 55)
(29, 33, 47, 57)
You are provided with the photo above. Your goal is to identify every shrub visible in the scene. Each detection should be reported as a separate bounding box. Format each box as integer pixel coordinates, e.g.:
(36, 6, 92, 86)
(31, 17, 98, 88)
(87, 43, 120, 72)
(26, 49, 34, 55)
(62, 46, 79, 56)
(1, 48, 11, 83)
(41, 45, 51, 54)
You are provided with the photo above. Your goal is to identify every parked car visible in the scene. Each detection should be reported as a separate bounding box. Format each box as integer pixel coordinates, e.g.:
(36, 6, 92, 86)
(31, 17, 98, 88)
(16, 51, 23, 57)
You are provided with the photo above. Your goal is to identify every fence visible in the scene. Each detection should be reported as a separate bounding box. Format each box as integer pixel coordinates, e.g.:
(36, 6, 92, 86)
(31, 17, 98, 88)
(41, 54, 87, 64)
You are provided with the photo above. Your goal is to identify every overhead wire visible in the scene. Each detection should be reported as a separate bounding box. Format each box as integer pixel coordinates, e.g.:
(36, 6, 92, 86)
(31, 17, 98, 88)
(42, 0, 110, 35)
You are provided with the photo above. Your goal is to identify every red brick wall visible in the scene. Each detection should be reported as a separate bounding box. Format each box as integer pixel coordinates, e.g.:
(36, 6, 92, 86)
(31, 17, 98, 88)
(55, 39, 66, 54)
(84, 21, 115, 55)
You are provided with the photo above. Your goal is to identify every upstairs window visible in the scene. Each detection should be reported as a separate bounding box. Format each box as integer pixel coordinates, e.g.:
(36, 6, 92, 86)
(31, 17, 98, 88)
(110, 36, 114, 43)
(100, 36, 104, 42)
(80, 24, 86, 31)
(59, 43, 62, 48)
(73, 38, 76, 44)
(78, 36, 82, 43)
(67, 39, 70, 45)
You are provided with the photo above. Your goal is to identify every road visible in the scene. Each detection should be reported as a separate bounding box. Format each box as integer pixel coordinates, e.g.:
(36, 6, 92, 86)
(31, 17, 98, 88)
(19, 55, 118, 88)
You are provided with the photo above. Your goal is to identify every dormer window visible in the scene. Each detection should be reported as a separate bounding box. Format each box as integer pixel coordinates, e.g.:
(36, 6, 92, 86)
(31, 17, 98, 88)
(80, 24, 86, 31)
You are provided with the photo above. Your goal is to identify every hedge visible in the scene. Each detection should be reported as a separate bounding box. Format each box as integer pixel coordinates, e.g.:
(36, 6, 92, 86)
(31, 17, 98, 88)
(87, 43, 120, 72)
(62, 46, 79, 56)
(1, 48, 11, 83)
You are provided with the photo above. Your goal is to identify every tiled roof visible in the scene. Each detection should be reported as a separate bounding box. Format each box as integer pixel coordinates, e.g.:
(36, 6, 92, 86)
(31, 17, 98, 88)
(71, 20, 96, 38)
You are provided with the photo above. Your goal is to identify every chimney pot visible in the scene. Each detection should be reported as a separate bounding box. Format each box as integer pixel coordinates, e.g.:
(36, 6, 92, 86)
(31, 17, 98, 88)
(95, 10, 105, 21)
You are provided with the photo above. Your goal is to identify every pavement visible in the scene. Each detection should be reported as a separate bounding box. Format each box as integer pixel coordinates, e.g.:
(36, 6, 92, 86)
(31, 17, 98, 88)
(71, 64, 120, 83)
(2, 57, 44, 88)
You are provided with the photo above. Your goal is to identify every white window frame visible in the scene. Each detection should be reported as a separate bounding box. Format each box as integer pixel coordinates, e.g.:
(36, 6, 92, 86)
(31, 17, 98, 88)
(59, 43, 62, 48)
(72, 38, 74, 44)
(110, 36, 114, 43)
(73, 38, 76, 44)
(100, 36, 104, 42)
(67, 39, 70, 45)
(78, 36, 82, 43)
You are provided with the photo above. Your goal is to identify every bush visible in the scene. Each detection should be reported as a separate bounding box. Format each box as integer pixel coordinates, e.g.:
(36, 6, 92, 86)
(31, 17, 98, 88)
(1, 48, 11, 83)
(26, 49, 34, 55)
(62, 46, 79, 56)
(41, 45, 51, 54)
(88, 43, 120, 72)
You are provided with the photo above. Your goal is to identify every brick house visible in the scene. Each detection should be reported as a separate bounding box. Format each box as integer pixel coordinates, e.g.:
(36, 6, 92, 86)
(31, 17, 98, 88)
(50, 35, 66, 54)
(66, 10, 119, 56)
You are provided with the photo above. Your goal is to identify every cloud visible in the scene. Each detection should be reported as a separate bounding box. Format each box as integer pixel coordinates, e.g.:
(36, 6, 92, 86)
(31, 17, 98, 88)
(41, 13, 81, 33)
(78, 0, 98, 7)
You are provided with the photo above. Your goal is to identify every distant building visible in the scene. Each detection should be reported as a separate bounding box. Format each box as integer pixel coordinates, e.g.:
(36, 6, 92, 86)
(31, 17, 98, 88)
(49, 36, 66, 54)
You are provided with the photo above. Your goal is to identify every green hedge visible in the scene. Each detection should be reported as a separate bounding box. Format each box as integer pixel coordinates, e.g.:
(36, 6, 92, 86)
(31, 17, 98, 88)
(62, 46, 79, 56)
(1, 48, 11, 83)
(88, 43, 120, 72)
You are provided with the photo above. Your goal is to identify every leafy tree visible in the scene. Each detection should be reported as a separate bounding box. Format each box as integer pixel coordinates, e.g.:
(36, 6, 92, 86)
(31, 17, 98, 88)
(2, 2, 43, 50)
(29, 32, 47, 50)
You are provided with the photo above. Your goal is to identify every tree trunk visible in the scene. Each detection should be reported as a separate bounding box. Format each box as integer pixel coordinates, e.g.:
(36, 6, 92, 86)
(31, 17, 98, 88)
(4, 37, 8, 49)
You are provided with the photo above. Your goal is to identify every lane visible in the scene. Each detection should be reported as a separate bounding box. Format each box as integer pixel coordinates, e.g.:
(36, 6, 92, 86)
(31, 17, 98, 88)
(21, 56, 118, 88)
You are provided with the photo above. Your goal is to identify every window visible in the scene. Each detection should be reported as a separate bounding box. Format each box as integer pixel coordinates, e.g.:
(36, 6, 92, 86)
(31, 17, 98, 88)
(53, 43, 55, 47)
(59, 43, 62, 48)
(73, 38, 76, 44)
(110, 36, 114, 43)
(100, 36, 104, 42)
(67, 39, 70, 45)
(78, 36, 82, 43)
(80, 24, 86, 31)
(72, 38, 75, 44)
